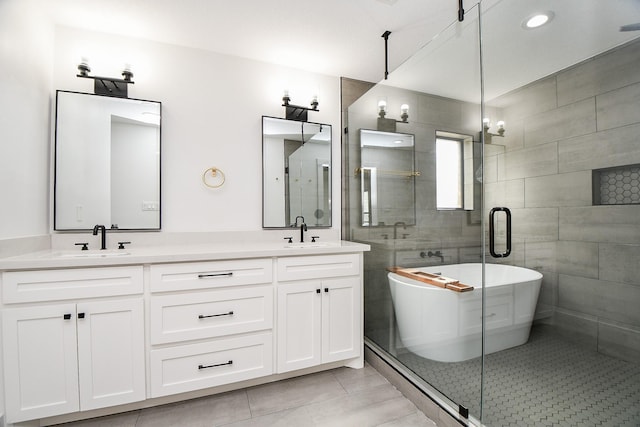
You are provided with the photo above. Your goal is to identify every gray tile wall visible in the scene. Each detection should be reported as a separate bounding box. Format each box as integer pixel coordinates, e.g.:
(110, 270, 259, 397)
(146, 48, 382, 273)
(344, 81, 484, 348)
(347, 39, 640, 364)
(488, 38, 640, 363)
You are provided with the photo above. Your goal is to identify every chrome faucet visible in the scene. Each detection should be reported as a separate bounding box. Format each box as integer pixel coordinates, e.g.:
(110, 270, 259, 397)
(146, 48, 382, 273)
(393, 221, 406, 240)
(294, 216, 307, 243)
(92, 224, 107, 250)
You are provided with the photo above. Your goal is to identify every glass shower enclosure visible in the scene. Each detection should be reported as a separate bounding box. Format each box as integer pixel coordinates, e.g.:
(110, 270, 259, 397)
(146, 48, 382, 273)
(344, 1, 640, 425)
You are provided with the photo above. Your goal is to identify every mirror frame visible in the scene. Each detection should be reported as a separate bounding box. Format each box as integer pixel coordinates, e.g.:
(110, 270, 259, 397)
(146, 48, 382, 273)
(261, 115, 332, 229)
(53, 90, 162, 231)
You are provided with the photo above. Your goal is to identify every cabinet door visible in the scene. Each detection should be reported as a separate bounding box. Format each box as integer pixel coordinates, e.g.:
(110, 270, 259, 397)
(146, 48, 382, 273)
(77, 298, 145, 410)
(2, 304, 79, 423)
(322, 277, 361, 364)
(277, 281, 322, 373)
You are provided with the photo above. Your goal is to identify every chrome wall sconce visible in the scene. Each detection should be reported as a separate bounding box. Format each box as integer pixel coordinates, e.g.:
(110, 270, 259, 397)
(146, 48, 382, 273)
(76, 59, 135, 98)
(483, 118, 505, 143)
(282, 90, 319, 122)
(377, 100, 409, 132)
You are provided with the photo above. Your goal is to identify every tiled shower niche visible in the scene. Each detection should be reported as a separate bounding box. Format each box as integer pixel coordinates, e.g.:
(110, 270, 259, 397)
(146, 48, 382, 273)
(593, 164, 640, 205)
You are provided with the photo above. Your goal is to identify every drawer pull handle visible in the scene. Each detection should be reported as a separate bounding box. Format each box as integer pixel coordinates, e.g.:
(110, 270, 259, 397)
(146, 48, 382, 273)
(198, 272, 233, 279)
(198, 360, 233, 370)
(63, 314, 72, 320)
(198, 311, 234, 319)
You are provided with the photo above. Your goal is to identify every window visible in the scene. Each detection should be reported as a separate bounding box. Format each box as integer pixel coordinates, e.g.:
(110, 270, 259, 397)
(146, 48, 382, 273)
(435, 131, 474, 211)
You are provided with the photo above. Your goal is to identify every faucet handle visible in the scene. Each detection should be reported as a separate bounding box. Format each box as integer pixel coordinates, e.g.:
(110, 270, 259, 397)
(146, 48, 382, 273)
(118, 241, 131, 250)
(311, 236, 319, 243)
(284, 237, 293, 244)
(75, 242, 89, 251)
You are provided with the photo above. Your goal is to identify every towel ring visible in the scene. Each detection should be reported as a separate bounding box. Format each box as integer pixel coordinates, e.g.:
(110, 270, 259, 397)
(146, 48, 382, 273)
(202, 167, 226, 188)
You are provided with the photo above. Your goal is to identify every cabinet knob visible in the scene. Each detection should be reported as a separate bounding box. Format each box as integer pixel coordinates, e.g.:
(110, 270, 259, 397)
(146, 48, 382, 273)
(78, 313, 85, 319)
(63, 313, 72, 320)
(316, 289, 321, 294)
(324, 288, 329, 293)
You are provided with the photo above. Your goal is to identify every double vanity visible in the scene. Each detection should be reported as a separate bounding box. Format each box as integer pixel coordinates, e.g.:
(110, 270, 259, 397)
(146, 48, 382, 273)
(0, 240, 368, 425)
(1, 87, 356, 425)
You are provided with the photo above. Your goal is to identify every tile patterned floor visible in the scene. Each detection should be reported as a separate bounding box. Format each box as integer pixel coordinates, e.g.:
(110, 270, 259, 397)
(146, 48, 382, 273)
(55, 364, 438, 427)
(395, 324, 640, 427)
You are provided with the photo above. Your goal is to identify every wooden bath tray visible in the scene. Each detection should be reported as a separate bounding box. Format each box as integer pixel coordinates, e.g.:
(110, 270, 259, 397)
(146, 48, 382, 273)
(387, 267, 474, 292)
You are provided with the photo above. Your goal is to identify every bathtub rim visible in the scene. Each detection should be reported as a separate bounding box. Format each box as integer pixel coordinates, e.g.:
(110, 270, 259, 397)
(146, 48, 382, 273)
(388, 262, 543, 290)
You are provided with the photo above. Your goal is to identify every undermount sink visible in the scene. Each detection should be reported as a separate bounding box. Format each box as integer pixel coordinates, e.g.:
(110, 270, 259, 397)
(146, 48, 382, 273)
(54, 250, 131, 258)
(284, 242, 336, 248)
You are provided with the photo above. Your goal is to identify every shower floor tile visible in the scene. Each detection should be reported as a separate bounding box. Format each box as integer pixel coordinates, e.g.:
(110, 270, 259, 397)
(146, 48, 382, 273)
(393, 324, 640, 427)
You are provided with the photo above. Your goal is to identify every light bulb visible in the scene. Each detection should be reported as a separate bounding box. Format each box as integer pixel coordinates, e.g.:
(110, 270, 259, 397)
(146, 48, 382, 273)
(400, 104, 409, 122)
(523, 11, 554, 29)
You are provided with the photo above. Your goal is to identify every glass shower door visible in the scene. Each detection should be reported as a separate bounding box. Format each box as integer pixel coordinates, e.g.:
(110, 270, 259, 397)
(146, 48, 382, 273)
(480, 0, 640, 425)
(346, 3, 487, 422)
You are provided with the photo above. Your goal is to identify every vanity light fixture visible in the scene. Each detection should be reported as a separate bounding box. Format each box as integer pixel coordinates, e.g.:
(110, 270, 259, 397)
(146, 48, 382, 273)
(377, 100, 409, 132)
(483, 118, 506, 143)
(282, 90, 319, 122)
(76, 59, 135, 98)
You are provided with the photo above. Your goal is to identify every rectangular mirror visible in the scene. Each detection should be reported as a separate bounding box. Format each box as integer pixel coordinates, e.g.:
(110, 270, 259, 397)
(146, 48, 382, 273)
(54, 91, 161, 230)
(262, 116, 332, 228)
(359, 129, 416, 227)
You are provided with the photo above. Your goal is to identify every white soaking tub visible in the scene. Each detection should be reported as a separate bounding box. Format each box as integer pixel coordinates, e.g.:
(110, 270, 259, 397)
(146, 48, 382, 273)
(388, 263, 542, 362)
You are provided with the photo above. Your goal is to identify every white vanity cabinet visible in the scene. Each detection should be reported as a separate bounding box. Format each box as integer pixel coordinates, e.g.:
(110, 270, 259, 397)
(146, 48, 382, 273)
(148, 259, 275, 397)
(1, 267, 145, 424)
(276, 254, 362, 373)
(0, 243, 368, 425)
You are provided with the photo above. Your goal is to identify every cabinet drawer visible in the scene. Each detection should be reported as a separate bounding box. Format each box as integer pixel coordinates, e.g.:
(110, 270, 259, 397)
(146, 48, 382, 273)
(150, 333, 273, 397)
(277, 254, 360, 282)
(150, 259, 272, 292)
(150, 286, 273, 344)
(2, 266, 143, 303)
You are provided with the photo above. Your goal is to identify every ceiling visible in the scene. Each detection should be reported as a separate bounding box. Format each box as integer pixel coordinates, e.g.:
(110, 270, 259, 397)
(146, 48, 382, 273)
(385, 0, 640, 101)
(40, 0, 640, 101)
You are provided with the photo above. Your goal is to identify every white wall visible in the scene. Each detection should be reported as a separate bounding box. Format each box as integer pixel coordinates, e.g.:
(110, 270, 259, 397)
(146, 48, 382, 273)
(0, 0, 53, 240)
(52, 26, 342, 235)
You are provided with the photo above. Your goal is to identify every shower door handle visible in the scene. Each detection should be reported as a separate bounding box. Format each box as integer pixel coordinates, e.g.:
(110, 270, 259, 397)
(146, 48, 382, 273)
(489, 207, 511, 258)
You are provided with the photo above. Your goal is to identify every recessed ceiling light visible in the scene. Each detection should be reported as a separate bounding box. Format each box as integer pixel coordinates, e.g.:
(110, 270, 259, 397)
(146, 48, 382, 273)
(522, 11, 554, 29)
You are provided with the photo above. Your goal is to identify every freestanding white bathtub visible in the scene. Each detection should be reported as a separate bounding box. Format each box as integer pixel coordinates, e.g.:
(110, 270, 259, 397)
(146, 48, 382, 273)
(388, 263, 542, 362)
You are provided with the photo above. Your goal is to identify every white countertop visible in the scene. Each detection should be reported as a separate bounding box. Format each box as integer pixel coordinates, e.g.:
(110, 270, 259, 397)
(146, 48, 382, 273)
(0, 241, 370, 271)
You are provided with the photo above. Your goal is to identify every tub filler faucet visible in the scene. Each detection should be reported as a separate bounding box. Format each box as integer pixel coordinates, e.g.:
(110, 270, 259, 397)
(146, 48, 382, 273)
(421, 250, 444, 263)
